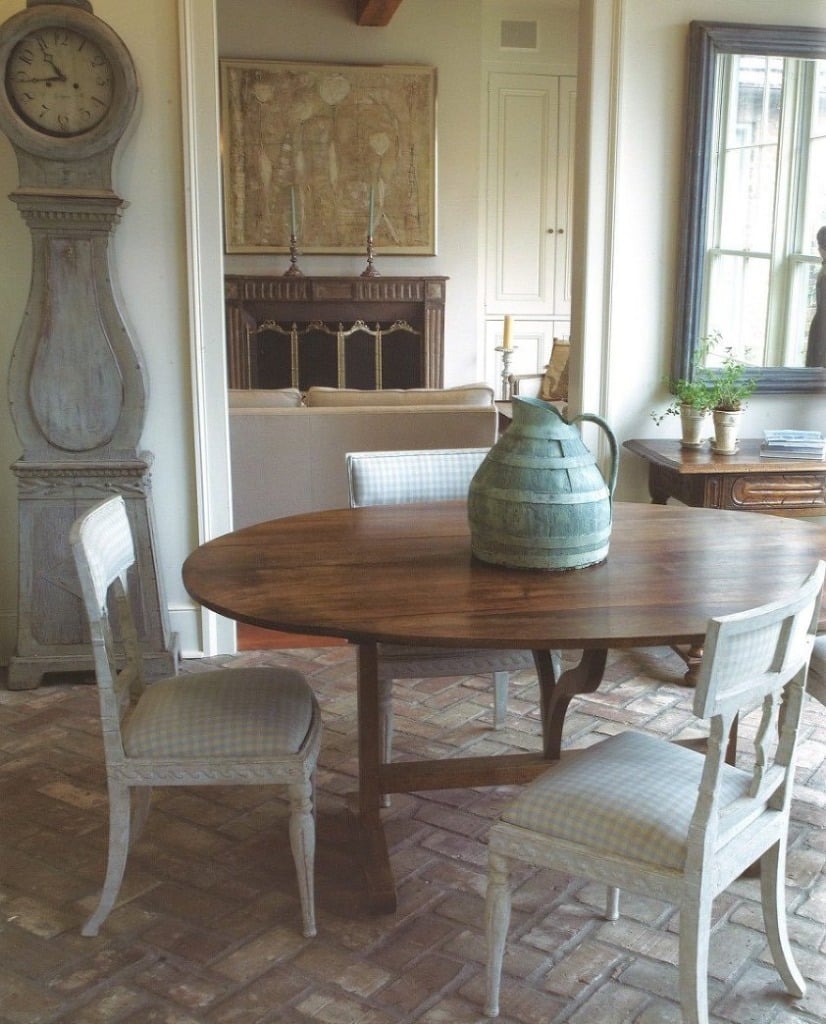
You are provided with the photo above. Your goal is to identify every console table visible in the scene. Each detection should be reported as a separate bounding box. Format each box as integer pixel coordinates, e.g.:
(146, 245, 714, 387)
(225, 275, 447, 391)
(624, 438, 826, 518)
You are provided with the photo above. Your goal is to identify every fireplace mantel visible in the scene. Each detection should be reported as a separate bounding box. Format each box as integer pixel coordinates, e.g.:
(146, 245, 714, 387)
(225, 275, 447, 391)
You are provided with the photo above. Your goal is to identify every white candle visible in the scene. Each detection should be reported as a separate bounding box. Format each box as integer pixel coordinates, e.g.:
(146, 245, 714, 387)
(368, 186, 374, 237)
(290, 186, 297, 237)
(502, 315, 513, 350)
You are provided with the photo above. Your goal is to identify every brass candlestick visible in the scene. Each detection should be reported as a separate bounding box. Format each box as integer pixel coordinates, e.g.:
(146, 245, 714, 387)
(360, 234, 380, 277)
(283, 234, 304, 276)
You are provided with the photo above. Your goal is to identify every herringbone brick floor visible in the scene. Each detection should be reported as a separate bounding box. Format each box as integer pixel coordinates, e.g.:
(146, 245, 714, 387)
(1, 645, 824, 1023)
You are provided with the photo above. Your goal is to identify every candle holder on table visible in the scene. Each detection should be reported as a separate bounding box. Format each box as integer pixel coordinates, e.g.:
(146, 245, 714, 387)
(495, 345, 517, 400)
(360, 234, 380, 277)
(283, 234, 304, 277)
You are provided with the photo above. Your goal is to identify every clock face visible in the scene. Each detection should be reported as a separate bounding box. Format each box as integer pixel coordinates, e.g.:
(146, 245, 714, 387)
(5, 26, 113, 137)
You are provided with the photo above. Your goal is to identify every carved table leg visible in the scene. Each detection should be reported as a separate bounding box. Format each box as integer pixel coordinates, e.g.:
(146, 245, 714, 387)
(534, 648, 609, 758)
(647, 466, 672, 506)
(346, 642, 397, 914)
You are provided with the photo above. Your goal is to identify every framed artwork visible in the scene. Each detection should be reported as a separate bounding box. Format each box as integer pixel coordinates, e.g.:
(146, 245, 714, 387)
(220, 59, 437, 255)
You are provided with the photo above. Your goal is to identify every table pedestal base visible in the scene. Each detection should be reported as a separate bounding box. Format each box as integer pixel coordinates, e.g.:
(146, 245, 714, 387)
(353, 643, 611, 913)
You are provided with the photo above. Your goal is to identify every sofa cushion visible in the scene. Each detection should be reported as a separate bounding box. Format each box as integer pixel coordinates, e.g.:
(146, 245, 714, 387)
(228, 388, 303, 408)
(305, 384, 494, 408)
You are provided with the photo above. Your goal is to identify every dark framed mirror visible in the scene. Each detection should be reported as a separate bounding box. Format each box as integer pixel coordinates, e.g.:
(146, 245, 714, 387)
(674, 21, 826, 393)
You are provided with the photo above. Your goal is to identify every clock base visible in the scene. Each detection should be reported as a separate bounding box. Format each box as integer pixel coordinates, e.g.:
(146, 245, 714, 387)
(7, 641, 181, 692)
(8, 454, 180, 691)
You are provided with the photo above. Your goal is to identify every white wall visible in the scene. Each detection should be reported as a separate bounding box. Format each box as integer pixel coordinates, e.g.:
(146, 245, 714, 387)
(579, 0, 826, 502)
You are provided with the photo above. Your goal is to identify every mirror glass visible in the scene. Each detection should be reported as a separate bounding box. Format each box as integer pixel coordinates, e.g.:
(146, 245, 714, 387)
(674, 22, 826, 393)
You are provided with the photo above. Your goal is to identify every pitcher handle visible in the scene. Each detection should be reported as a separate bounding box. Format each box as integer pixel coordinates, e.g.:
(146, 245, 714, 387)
(572, 412, 619, 498)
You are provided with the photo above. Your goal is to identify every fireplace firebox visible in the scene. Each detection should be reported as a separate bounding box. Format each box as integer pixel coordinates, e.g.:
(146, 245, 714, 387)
(225, 275, 447, 391)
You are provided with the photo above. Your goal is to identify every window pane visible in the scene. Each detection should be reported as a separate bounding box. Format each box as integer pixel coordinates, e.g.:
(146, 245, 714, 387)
(802, 62, 826, 251)
(705, 252, 769, 363)
(719, 56, 782, 251)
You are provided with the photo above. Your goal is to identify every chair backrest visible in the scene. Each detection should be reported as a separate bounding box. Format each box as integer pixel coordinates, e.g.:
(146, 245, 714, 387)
(688, 560, 824, 868)
(346, 447, 489, 508)
(70, 496, 143, 764)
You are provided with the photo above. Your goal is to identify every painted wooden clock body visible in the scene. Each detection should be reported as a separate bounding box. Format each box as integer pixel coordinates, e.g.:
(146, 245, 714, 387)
(0, 0, 178, 687)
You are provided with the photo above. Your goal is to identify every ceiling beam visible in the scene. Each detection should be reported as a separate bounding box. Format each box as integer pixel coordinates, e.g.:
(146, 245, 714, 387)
(355, 0, 403, 26)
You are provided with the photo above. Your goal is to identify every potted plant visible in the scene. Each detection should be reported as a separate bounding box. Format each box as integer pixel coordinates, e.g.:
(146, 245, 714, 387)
(706, 343, 757, 454)
(651, 375, 716, 448)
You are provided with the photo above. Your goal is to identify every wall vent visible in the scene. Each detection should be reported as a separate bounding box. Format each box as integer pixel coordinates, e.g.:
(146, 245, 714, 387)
(500, 20, 538, 50)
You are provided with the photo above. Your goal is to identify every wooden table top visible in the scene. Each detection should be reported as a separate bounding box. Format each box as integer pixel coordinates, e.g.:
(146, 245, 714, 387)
(625, 438, 826, 475)
(182, 501, 826, 650)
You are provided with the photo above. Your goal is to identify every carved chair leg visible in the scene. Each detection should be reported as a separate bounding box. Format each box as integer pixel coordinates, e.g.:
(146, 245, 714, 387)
(288, 777, 317, 938)
(760, 839, 805, 997)
(130, 786, 152, 846)
(377, 674, 393, 808)
(492, 671, 508, 730)
(678, 891, 712, 1024)
(83, 780, 132, 937)
(605, 886, 620, 921)
(485, 850, 512, 1017)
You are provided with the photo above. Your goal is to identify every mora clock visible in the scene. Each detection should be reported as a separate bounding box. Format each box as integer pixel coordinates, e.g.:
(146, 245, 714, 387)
(0, 0, 177, 688)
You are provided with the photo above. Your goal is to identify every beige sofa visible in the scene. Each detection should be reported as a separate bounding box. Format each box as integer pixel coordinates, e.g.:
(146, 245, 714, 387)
(228, 385, 498, 528)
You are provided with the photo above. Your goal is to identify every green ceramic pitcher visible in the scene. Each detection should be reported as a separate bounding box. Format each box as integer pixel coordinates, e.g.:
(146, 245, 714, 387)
(467, 398, 619, 570)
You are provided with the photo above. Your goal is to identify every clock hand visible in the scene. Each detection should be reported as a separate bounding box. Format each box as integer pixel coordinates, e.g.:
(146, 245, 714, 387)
(41, 54, 67, 82)
(17, 73, 65, 84)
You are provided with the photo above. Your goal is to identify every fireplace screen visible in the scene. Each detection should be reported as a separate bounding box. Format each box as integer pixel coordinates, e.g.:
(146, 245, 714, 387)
(251, 320, 422, 391)
(225, 275, 446, 392)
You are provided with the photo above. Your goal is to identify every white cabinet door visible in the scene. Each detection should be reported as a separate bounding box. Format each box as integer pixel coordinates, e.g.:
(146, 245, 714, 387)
(485, 72, 576, 317)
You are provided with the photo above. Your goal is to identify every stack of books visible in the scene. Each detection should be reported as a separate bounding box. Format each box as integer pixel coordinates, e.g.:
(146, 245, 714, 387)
(760, 429, 826, 460)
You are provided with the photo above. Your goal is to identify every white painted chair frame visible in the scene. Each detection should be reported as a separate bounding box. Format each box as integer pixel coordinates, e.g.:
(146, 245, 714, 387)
(71, 496, 322, 938)
(346, 448, 534, 762)
(485, 561, 825, 1023)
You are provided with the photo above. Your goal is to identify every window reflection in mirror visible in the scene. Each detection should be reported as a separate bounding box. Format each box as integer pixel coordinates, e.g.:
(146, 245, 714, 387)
(674, 22, 826, 393)
(703, 52, 825, 370)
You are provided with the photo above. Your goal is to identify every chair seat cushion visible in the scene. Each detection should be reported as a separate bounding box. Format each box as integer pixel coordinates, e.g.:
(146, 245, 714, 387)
(123, 668, 315, 758)
(501, 731, 750, 870)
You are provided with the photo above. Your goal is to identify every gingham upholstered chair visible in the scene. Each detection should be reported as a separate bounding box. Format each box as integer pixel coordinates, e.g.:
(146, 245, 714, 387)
(70, 496, 322, 938)
(346, 448, 534, 757)
(485, 561, 825, 1024)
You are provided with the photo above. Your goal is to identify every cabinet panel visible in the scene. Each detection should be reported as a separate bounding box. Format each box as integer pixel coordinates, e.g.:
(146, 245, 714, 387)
(499, 88, 552, 300)
(486, 73, 575, 317)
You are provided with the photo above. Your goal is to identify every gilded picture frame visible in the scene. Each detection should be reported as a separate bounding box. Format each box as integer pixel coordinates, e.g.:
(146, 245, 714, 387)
(220, 59, 437, 255)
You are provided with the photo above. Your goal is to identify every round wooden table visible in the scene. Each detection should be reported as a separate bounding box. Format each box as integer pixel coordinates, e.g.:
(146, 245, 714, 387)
(183, 501, 826, 912)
